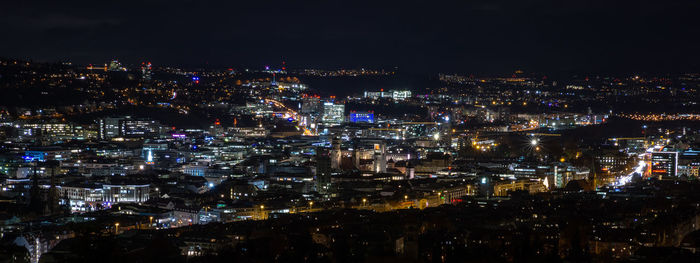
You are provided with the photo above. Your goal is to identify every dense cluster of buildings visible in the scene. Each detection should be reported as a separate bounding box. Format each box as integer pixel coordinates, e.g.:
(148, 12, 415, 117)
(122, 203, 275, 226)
(0, 58, 699, 262)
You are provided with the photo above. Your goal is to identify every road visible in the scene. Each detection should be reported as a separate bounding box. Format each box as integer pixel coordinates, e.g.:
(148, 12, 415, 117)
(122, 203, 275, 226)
(264, 98, 315, 135)
(613, 147, 654, 187)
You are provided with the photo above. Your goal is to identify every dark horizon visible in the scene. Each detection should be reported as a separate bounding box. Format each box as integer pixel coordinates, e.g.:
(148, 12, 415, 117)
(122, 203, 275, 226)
(2, 0, 699, 74)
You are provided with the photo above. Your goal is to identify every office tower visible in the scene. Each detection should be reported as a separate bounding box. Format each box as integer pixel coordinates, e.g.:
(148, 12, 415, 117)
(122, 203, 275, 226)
(331, 136, 342, 169)
(141, 62, 152, 80)
(651, 151, 679, 178)
(99, 117, 122, 139)
(322, 102, 345, 125)
(301, 96, 321, 114)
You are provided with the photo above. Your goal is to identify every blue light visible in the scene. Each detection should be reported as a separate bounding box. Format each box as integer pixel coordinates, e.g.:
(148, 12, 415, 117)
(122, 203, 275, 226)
(349, 112, 374, 123)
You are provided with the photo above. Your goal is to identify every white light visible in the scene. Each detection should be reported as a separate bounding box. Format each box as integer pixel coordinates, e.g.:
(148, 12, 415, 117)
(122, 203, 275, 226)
(530, 139, 538, 146)
(433, 133, 440, 140)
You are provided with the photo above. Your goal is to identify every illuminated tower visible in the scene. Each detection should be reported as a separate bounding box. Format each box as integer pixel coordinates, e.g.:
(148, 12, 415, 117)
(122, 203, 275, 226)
(141, 62, 152, 80)
(372, 141, 386, 173)
(108, 60, 125, 71)
(146, 149, 154, 165)
(331, 136, 342, 169)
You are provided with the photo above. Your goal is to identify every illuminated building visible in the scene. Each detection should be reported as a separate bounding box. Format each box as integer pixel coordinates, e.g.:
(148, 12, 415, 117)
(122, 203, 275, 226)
(322, 102, 345, 125)
(107, 60, 127, 71)
(301, 96, 321, 114)
(363, 90, 412, 100)
(141, 62, 152, 80)
(57, 185, 104, 212)
(651, 151, 678, 178)
(100, 117, 163, 139)
(102, 184, 150, 203)
(391, 90, 412, 100)
(98, 117, 122, 139)
(19, 122, 74, 138)
(229, 127, 269, 137)
(372, 142, 386, 173)
(595, 152, 630, 173)
(678, 162, 699, 177)
(183, 164, 208, 177)
(494, 180, 546, 196)
(120, 118, 163, 137)
(142, 142, 168, 161)
(58, 183, 150, 212)
(678, 150, 700, 177)
(349, 111, 374, 123)
(331, 136, 342, 169)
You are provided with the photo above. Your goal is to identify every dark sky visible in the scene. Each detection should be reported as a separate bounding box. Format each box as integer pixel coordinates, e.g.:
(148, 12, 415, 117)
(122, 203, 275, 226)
(2, 0, 699, 74)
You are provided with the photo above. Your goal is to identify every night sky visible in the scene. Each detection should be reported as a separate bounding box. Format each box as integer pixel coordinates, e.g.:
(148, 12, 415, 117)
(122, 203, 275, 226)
(2, 0, 699, 74)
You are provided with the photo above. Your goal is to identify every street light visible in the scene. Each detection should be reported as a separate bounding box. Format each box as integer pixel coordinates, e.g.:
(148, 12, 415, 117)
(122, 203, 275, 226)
(259, 205, 266, 220)
(114, 222, 120, 234)
(530, 139, 538, 146)
(362, 198, 367, 207)
(309, 201, 313, 209)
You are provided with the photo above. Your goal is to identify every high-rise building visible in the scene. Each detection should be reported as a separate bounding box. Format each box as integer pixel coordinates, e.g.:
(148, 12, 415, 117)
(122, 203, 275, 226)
(120, 118, 163, 137)
(141, 62, 152, 80)
(99, 117, 163, 139)
(331, 136, 342, 169)
(98, 117, 122, 139)
(322, 102, 345, 125)
(372, 142, 386, 173)
(301, 96, 321, 114)
(315, 147, 332, 194)
(651, 151, 678, 178)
